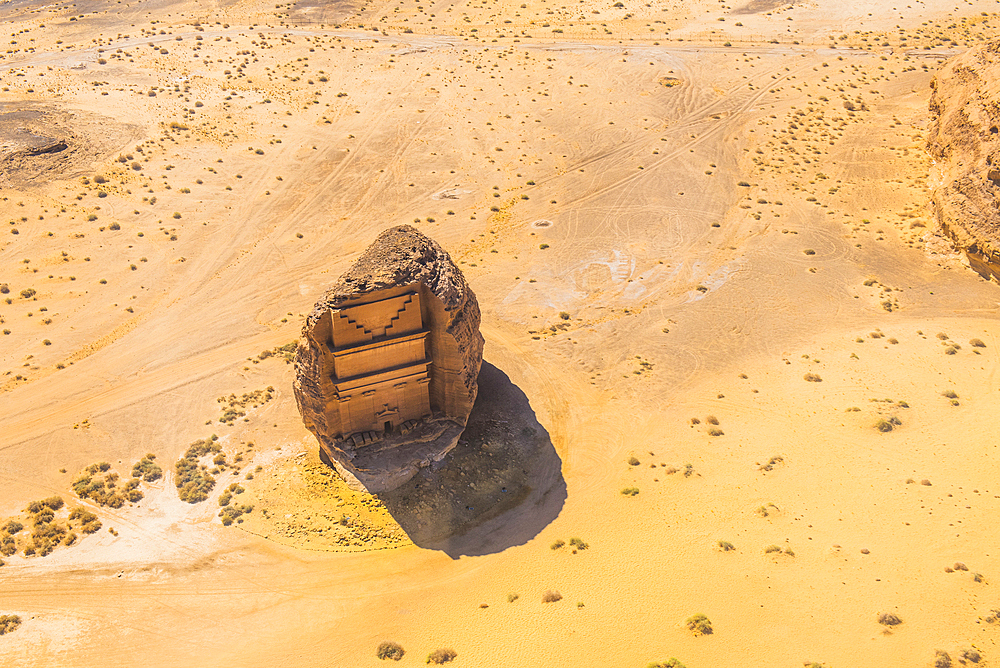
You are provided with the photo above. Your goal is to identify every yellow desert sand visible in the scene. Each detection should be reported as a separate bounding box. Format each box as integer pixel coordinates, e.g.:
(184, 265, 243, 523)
(2, 0, 1000, 665)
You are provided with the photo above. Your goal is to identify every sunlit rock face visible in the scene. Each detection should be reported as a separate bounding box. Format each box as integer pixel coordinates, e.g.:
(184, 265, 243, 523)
(929, 39, 1000, 280)
(294, 225, 484, 492)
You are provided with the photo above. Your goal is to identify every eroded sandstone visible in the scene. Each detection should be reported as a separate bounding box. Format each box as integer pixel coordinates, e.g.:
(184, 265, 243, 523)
(928, 40, 1000, 280)
(293, 225, 483, 492)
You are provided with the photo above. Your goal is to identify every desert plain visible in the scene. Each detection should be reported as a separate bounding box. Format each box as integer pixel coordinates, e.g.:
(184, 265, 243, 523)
(3, 0, 1000, 665)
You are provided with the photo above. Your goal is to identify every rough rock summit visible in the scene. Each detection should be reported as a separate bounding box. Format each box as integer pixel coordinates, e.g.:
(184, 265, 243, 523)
(294, 225, 484, 492)
(928, 39, 1000, 280)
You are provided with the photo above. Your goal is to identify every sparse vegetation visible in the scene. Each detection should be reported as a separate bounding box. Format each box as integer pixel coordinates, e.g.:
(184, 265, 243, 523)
(878, 612, 902, 626)
(718, 540, 735, 551)
(131, 454, 162, 482)
(426, 648, 457, 664)
(73, 463, 142, 507)
(620, 487, 640, 496)
(542, 590, 562, 603)
(685, 613, 713, 636)
(175, 436, 221, 503)
(0, 615, 21, 635)
(759, 455, 784, 471)
(217, 387, 274, 424)
(376, 641, 405, 661)
(646, 660, 686, 668)
(804, 372, 822, 382)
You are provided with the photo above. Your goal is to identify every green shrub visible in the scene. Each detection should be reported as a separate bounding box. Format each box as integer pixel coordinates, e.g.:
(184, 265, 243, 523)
(717, 540, 735, 551)
(376, 641, 405, 661)
(427, 648, 457, 664)
(620, 487, 639, 496)
(550, 539, 565, 550)
(131, 454, 162, 482)
(569, 537, 588, 550)
(219, 503, 253, 525)
(685, 613, 712, 635)
(175, 438, 221, 503)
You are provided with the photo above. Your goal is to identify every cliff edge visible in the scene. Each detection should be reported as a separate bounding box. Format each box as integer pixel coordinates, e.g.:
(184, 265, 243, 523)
(928, 39, 1000, 280)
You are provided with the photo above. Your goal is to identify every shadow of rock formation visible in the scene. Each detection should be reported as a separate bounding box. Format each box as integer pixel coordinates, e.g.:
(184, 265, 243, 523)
(378, 361, 566, 558)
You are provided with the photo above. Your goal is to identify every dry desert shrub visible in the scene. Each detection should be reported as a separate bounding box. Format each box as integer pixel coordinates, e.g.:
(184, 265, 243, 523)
(685, 613, 713, 636)
(878, 612, 903, 626)
(875, 416, 901, 432)
(376, 641, 404, 661)
(717, 540, 735, 552)
(759, 455, 784, 471)
(542, 590, 562, 603)
(0, 615, 20, 635)
(803, 372, 822, 382)
(961, 648, 982, 663)
(646, 660, 686, 668)
(426, 648, 457, 664)
(934, 650, 952, 668)
(970, 338, 986, 348)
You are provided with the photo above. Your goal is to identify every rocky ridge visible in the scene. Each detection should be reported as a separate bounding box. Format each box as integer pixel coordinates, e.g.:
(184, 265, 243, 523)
(928, 39, 1000, 280)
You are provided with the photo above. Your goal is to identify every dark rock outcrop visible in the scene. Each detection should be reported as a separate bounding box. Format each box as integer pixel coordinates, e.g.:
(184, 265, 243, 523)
(294, 225, 483, 492)
(928, 40, 1000, 280)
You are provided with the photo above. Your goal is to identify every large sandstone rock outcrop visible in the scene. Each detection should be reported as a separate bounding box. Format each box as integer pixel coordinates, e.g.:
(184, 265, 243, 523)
(294, 225, 484, 492)
(928, 40, 1000, 280)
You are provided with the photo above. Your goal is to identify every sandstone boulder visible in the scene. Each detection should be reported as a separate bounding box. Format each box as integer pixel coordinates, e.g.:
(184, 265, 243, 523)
(294, 225, 484, 492)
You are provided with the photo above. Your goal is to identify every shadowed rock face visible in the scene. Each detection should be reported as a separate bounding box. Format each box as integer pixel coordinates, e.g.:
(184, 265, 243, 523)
(294, 225, 484, 492)
(928, 40, 1000, 280)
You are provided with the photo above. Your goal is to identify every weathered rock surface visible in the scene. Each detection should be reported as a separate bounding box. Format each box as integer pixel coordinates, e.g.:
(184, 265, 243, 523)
(928, 40, 1000, 280)
(294, 225, 484, 492)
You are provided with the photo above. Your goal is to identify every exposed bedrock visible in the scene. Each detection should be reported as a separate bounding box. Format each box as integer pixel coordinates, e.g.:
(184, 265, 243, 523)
(928, 39, 1000, 280)
(293, 225, 484, 492)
